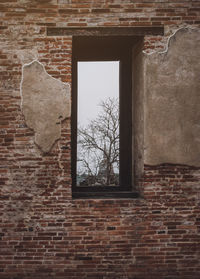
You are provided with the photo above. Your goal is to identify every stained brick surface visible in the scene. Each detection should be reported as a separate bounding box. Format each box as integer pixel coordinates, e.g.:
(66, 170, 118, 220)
(0, 0, 200, 278)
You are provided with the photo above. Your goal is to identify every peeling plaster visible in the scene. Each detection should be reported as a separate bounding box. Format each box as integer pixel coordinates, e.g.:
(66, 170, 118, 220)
(144, 27, 200, 166)
(20, 60, 71, 153)
(143, 25, 200, 55)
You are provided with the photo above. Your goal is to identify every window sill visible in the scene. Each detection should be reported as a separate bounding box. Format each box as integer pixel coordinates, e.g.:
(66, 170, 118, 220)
(72, 191, 139, 199)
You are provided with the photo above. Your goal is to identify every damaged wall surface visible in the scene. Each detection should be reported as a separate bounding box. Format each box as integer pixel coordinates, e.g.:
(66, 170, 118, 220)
(0, 1, 200, 279)
(144, 28, 200, 166)
(21, 60, 71, 153)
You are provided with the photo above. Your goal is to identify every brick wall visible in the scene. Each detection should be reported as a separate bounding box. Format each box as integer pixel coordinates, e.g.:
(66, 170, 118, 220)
(0, 1, 200, 278)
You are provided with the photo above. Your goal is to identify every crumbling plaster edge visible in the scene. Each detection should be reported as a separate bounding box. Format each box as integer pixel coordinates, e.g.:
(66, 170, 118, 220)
(143, 25, 200, 167)
(20, 59, 71, 112)
(143, 25, 200, 56)
(20, 59, 71, 153)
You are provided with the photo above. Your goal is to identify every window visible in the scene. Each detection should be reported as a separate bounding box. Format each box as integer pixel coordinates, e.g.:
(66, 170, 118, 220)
(72, 36, 141, 198)
(77, 61, 120, 186)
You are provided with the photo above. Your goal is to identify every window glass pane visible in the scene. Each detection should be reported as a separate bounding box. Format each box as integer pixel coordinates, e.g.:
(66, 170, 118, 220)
(77, 61, 119, 186)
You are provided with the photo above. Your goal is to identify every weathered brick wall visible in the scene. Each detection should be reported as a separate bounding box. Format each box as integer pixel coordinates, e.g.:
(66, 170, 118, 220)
(0, 1, 200, 278)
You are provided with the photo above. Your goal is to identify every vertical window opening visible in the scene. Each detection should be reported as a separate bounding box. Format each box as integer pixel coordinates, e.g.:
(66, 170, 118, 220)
(77, 61, 120, 186)
(72, 35, 143, 198)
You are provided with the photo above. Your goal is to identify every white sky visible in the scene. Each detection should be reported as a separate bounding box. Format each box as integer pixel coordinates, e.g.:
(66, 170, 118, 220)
(78, 61, 119, 127)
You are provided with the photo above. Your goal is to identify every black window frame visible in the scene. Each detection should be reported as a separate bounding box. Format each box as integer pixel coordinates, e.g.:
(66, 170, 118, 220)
(72, 36, 140, 199)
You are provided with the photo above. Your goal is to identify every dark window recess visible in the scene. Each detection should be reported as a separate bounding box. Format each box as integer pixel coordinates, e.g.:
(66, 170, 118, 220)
(72, 36, 141, 198)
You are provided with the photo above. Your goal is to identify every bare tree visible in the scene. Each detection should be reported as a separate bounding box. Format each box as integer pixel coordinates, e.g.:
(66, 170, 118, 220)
(77, 97, 119, 186)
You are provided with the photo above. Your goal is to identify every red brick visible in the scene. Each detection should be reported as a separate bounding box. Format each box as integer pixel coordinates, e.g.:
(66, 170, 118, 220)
(0, 1, 199, 279)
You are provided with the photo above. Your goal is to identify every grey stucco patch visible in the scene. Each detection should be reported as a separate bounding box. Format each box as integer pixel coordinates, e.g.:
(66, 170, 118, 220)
(21, 60, 71, 153)
(144, 28, 200, 166)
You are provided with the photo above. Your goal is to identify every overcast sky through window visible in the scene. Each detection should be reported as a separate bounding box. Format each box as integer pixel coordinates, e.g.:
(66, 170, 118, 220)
(78, 61, 119, 127)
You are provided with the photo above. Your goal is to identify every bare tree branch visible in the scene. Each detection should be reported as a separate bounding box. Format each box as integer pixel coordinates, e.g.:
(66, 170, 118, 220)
(77, 97, 119, 186)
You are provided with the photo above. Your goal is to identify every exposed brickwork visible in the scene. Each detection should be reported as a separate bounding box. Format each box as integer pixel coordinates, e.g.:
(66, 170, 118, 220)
(0, 0, 200, 278)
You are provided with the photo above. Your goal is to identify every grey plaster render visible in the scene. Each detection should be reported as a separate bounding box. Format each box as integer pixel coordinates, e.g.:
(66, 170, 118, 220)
(144, 28, 200, 166)
(21, 60, 71, 153)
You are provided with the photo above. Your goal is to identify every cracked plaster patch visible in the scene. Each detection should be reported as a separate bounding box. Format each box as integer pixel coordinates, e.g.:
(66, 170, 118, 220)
(144, 28, 200, 166)
(21, 60, 71, 153)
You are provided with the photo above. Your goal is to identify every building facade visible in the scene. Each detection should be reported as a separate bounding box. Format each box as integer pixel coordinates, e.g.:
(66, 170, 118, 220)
(0, 0, 200, 278)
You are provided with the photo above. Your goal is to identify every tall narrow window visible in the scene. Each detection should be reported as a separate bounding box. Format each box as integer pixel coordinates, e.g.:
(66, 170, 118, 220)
(77, 61, 119, 186)
(72, 36, 139, 198)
